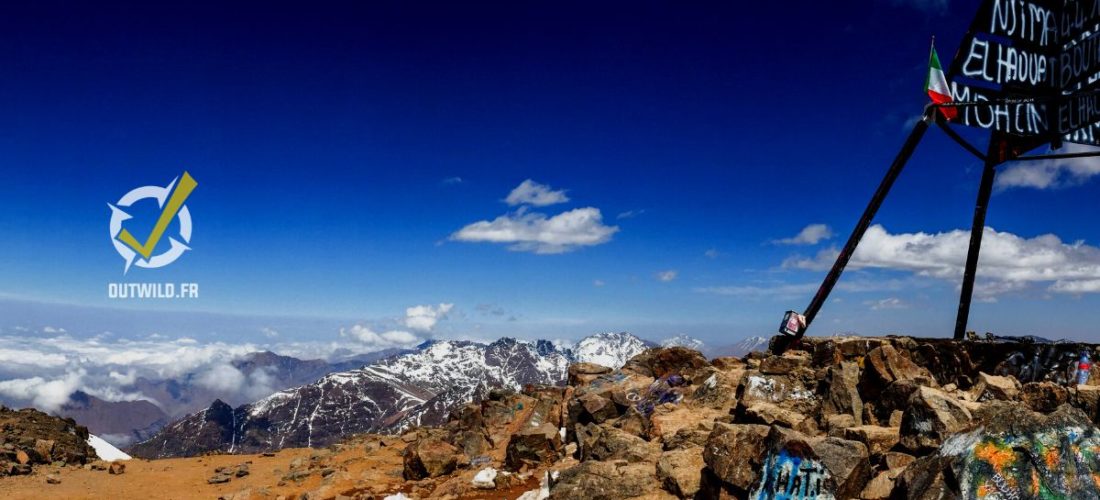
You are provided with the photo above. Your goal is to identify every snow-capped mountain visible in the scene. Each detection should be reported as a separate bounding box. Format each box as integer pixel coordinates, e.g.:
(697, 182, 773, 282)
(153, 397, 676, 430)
(129, 333, 648, 458)
(727, 335, 770, 357)
(568, 332, 654, 368)
(660, 334, 705, 351)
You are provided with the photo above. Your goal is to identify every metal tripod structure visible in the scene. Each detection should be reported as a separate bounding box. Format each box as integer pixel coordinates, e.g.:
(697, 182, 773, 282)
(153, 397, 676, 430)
(789, 100, 1100, 343)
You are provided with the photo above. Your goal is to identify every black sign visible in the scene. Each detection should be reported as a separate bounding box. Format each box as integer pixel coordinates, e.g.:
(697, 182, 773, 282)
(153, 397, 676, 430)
(947, 0, 1100, 147)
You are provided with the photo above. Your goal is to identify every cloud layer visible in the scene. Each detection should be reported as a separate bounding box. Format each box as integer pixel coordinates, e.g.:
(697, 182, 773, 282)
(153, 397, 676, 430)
(996, 144, 1100, 190)
(784, 224, 1100, 297)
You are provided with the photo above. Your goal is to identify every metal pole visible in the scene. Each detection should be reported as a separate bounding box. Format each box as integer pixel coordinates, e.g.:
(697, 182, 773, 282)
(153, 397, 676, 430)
(799, 113, 931, 334)
(953, 151, 999, 340)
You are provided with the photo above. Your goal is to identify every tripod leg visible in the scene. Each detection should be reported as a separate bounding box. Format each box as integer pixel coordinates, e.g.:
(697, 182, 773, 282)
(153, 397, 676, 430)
(953, 158, 998, 340)
(797, 116, 931, 338)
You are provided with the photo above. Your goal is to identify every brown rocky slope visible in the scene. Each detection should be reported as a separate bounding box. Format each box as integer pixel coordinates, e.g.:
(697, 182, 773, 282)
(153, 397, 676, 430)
(6, 334, 1100, 499)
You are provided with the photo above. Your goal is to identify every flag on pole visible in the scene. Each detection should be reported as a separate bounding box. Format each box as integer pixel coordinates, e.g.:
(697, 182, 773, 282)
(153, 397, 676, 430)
(925, 41, 957, 120)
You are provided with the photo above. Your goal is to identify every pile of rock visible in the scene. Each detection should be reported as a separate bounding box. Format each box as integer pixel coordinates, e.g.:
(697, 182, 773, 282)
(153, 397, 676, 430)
(391, 336, 1100, 499)
(0, 405, 95, 477)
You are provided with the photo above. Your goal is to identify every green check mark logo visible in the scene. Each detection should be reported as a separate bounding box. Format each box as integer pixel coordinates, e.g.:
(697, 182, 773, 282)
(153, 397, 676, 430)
(117, 171, 198, 259)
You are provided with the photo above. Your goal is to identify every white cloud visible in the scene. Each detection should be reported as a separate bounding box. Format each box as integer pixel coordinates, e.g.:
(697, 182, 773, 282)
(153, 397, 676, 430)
(775, 224, 834, 245)
(441, 176, 464, 185)
(451, 207, 619, 254)
(260, 327, 280, 339)
(656, 270, 678, 282)
(42, 326, 66, 334)
(339, 324, 423, 349)
(505, 179, 569, 207)
(405, 303, 453, 332)
(705, 248, 722, 259)
(617, 209, 645, 219)
(0, 370, 85, 412)
(996, 144, 1100, 190)
(195, 363, 246, 393)
(593, 279, 605, 287)
(866, 297, 908, 310)
(785, 224, 1100, 297)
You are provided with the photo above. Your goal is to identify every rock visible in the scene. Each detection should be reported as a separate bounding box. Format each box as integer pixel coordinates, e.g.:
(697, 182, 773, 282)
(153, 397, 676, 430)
(860, 471, 896, 499)
(656, 447, 704, 498)
(811, 435, 872, 499)
(108, 462, 126, 475)
(8, 463, 31, 476)
(577, 393, 620, 424)
(505, 423, 561, 471)
(759, 352, 811, 375)
(843, 425, 900, 456)
(34, 439, 55, 462)
(235, 464, 250, 477)
(969, 372, 1021, 401)
(702, 423, 770, 491)
(15, 449, 29, 465)
(898, 386, 972, 453)
(45, 474, 61, 484)
(576, 424, 658, 463)
(1021, 381, 1069, 413)
(737, 373, 817, 415)
(568, 363, 613, 387)
(549, 460, 668, 500)
(402, 437, 460, 480)
(471, 467, 497, 489)
(882, 451, 915, 470)
(825, 414, 856, 435)
(740, 402, 807, 429)
(821, 362, 863, 426)
(620, 346, 712, 383)
(860, 345, 933, 400)
(898, 402, 1100, 499)
(208, 473, 232, 484)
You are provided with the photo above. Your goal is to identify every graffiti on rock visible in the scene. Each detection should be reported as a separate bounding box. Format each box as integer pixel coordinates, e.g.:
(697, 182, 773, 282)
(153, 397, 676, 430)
(951, 426, 1100, 498)
(995, 345, 1085, 384)
(751, 445, 835, 500)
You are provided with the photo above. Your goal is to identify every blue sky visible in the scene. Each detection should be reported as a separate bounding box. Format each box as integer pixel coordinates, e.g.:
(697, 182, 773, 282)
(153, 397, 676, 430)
(2, 0, 1100, 350)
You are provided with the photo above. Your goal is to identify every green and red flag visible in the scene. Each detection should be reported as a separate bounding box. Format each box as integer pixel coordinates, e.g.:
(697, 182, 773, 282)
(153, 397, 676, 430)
(925, 42, 957, 120)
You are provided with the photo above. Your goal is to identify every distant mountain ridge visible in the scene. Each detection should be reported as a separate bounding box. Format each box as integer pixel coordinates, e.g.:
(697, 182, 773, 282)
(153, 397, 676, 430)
(130, 332, 650, 458)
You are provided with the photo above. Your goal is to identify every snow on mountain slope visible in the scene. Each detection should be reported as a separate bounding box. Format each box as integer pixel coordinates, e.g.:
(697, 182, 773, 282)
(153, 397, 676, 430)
(570, 332, 653, 368)
(660, 334, 705, 351)
(131, 333, 645, 458)
(88, 434, 131, 461)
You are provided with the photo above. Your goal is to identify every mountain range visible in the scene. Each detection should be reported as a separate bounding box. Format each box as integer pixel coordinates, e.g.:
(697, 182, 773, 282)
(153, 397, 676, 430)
(129, 332, 652, 458)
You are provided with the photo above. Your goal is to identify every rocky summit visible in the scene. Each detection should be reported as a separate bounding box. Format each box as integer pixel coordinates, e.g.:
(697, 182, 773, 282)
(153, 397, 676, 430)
(379, 335, 1100, 499)
(0, 406, 96, 477)
(11, 334, 1100, 499)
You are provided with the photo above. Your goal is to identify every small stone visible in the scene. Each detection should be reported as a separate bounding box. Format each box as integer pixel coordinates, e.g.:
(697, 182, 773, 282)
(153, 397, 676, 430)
(472, 467, 497, 489)
(208, 473, 232, 484)
(46, 474, 61, 484)
(15, 449, 29, 465)
(843, 426, 901, 456)
(108, 462, 126, 475)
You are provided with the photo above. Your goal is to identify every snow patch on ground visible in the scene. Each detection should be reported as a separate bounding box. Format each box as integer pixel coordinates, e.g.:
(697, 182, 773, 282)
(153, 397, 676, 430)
(88, 434, 131, 461)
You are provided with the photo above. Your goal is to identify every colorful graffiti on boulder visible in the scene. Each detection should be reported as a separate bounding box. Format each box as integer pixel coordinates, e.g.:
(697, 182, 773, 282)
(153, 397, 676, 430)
(751, 442, 835, 500)
(952, 425, 1100, 499)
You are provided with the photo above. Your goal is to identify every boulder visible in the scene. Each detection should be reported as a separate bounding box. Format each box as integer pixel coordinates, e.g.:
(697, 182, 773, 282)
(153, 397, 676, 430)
(739, 402, 807, 429)
(860, 345, 933, 400)
(548, 460, 669, 500)
(969, 372, 1020, 402)
(1021, 381, 1069, 413)
(820, 361, 863, 426)
(575, 423, 656, 463)
(34, 439, 55, 462)
(108, 462, 125, 475)
(843, 425, 900, 456)
(860, 471, 897, 500)
(568, 363, 613, 387)
(576, 393, 620, 424)
(882, 451, 915, 470)
(759, 352, 811, 375)
(471, 467, 497, 489)
(811, 436, 872, 499)
(505, 422, 561, 471)
(402, 437, 461, 480)
(656, 447, 705, 498)
(897, 402, 1100, 499)
(898, 387, 972, 453)
(702, 423, 770, 491)
(620, 347, 712, 383)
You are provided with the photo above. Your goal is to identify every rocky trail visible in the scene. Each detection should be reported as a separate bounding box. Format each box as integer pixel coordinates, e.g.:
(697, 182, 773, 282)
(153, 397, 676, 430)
(6, 334, 1100, 498)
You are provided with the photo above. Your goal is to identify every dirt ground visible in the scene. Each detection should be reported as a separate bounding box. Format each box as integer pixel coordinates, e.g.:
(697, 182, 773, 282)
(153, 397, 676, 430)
(0, 440, 411, 500)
